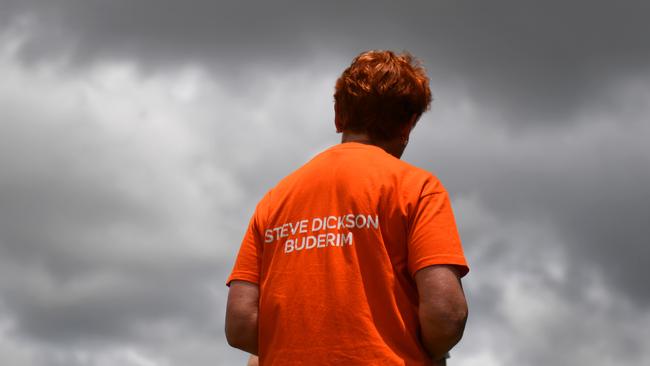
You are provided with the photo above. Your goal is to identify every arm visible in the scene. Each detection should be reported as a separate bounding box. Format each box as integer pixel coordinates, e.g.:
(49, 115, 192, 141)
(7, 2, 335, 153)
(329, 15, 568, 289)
(414, 264, 468, 361)
(225, 280, 259, 355)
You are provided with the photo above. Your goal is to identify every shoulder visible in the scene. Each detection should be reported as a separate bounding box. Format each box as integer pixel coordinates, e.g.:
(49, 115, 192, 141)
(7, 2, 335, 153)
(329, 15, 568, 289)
(391, 158, 445, 196)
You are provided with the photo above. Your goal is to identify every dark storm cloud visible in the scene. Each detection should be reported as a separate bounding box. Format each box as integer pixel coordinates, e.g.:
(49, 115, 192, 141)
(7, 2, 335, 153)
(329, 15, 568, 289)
(449, 195, 650, 365)
(0, 119, 223, 347)
(2, 1, 650, 125)
(0, 63, 243, 358)
(1, 1, 650, 365)
(0, 54, 330, 364)
(407, 83, 650, 305)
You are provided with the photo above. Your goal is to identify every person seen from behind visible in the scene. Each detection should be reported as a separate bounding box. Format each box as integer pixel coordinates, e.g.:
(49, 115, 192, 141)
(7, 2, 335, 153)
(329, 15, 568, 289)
(226, 50, 469, 365)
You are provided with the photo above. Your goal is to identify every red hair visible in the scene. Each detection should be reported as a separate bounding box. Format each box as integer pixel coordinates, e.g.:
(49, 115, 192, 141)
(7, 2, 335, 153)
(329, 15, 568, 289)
(334, 50, 432, 141)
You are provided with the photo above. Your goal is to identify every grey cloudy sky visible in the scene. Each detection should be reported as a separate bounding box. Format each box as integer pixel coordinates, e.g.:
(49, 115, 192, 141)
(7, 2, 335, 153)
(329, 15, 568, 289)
(0, 1, 649, 365)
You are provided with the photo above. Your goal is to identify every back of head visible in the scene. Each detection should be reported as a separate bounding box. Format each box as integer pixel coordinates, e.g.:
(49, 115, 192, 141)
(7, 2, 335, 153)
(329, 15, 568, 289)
(334, 50, 433, 141)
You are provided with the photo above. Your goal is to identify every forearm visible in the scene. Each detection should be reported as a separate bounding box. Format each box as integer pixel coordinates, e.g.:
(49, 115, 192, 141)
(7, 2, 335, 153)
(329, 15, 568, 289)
(419, 308, 466, 360)
(226, 314, 258, 355)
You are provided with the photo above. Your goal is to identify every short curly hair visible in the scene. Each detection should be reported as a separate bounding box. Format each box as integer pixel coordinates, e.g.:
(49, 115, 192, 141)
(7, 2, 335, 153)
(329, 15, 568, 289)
(334, 50, 432, 141)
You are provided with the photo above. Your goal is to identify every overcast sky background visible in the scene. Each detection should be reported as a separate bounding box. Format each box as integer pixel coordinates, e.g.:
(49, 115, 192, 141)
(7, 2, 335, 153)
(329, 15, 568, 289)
(1, 1, 649, 365)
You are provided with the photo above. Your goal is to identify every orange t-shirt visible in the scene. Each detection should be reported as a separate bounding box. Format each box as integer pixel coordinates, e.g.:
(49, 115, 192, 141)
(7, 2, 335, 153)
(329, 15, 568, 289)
(227, 142, 469, 365)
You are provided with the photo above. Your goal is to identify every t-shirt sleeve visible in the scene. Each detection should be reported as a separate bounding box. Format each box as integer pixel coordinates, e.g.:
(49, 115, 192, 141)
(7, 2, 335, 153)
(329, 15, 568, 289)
(407, 178, 469, 278)
(226, 208, 264, 287)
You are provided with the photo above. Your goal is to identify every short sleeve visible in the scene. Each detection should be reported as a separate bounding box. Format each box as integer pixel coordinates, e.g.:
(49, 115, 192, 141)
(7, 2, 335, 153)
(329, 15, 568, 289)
(226, 209, 264, 287)
(407, 179, 469, 278)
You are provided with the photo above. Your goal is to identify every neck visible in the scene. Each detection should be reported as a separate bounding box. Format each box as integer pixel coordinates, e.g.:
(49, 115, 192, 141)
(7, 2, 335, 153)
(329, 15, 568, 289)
(341, 131, 373, 144)
(341, 132, 406, 159)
